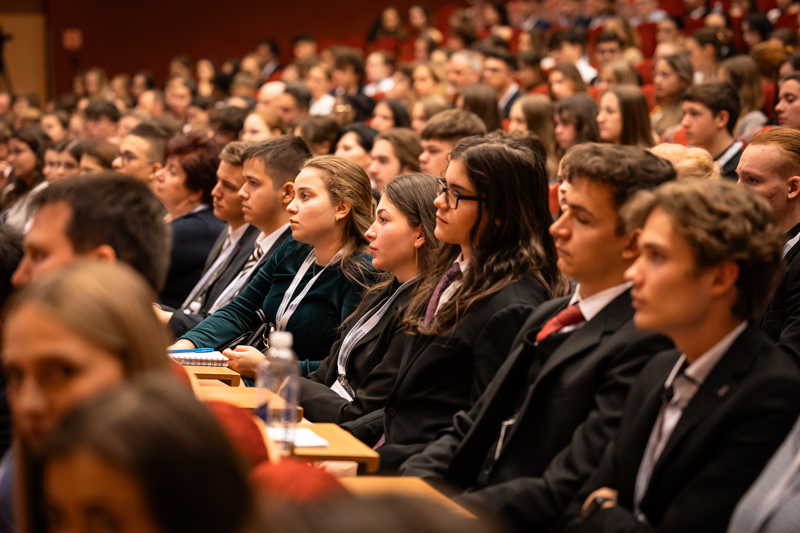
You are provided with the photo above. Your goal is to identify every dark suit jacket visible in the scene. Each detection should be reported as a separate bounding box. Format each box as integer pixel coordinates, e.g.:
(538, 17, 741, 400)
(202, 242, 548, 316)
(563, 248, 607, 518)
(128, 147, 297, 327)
(160, 207, 226, 308)
(400, 290, 672, 532)
(342, 275, 550, 473)
(502, 88, 522, 120)
(560, 323, 800, 533)
(300, 279, 415, 424)
(760, 229, 800, 361)
(166, 225, 281, 338)
(718, 146, 743, 181)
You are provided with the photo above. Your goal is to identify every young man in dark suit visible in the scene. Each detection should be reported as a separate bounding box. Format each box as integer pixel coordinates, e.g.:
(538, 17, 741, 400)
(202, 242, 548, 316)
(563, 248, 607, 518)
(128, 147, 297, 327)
(561, 179, 800, 533)
(156, 141, 260, 337)
(737, 128, 800, 361)
(399, 144, 675, 532)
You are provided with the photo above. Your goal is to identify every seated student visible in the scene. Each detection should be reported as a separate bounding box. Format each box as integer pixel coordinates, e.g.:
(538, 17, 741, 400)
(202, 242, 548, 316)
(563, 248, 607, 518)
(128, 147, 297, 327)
(173, 155, 378, 377)
(37, 377, 253, 533)
(775, 73, 800, 130)
(1, 125, 53, 231)
(275, 84, 311, 130)
(418, 110, 487, 177)
(560, 179, 800, 533)
(78, 140, 118, 175)
(0, 225, 22, 458)
(156, 141, 261, 338)
(681, 81, 743, 181)
(737, 129, 800, 361)
(0, 262, 174, 532)
(293, 115, 339, 156)
(598, 86, 655, 148)
(334, 122, 378, 173)
(11, 173, 170, 293)
(155, 132, 226, 307)
(83, 100, 121, 142)
(112, 123, 169, 191)
(367, 128, 422, 194)
(342, 136, 567, 472)
(400, 144, 676, 531)
(301, 174, 438, 424)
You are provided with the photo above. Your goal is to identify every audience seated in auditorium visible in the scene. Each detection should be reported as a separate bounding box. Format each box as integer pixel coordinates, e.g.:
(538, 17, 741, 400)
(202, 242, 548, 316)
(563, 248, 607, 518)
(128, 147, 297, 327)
(1, 126, 52, 231)
(368, 128, 421, 193)
(776, 73, 800, 129)
(112, 124, 169, 190)
(481, 48, 521, 120)
(598, 85, 654, 148)
(446, 51, 483, 98)
(418, 110, 486, 177)
(334, 122, 378, 173)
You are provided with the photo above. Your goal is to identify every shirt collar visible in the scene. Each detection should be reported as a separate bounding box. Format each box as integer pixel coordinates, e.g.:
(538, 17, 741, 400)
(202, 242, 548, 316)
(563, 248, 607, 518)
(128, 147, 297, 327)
(668, 320, 748, 388)
(255, 223, 290, 252)
(453, 252, 470, 275)
(227, 223, 250, 246)
(569, 282, 632, 323)
(498, 82, 520, 110)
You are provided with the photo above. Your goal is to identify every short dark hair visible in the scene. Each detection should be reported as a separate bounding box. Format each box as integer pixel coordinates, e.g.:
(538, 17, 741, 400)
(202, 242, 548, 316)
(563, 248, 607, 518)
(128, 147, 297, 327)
(420, 109, 487, 142)
(295, 115, 339, 150)
(242, 136, 311, 188)
(209, 106, 249, 135)
(745, 13, 774, 40)
(483, 47, 518, 71)
(549, 28, 587, 51)
(336, 122, 379, 152)
(560, 143, 677, 233)
(32, 173, 171, 292)
(595, 29, 624, 48)
(84, 100, 121, 122)
(665, 15, 685, 30)
(128, 124, 169, 165)
(283, 84, 312, 110)
(291, 33, 315, 45)
(0, 225, 23, 307)
(334, 48, 366, 80)
(134, 70, 156, 89)
(689, 28, 722, 59)
(683, 81, 741, 136)
(165, 133, 224, 204)
(259, 38, 281, 57)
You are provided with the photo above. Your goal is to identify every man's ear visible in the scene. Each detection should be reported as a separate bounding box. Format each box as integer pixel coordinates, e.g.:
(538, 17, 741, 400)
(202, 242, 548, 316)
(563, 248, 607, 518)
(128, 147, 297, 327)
(714, 110, 730, 132)
(281, 182, 294, 205)
(621, 229, 641, 261)
(710, 260, 740, 297)
(148, 162, 163, 181)
(86, 244, 117, 262)
(788, 175, 800, 201)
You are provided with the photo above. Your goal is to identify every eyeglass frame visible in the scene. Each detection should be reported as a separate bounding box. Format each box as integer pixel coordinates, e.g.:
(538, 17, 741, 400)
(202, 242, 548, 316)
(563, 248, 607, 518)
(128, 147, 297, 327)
(436, 177, 481, 210)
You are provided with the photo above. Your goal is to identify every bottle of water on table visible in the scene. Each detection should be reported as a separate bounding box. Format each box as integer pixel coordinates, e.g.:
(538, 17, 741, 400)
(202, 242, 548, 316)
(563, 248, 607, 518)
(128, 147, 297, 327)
(256, 331, 299, 457)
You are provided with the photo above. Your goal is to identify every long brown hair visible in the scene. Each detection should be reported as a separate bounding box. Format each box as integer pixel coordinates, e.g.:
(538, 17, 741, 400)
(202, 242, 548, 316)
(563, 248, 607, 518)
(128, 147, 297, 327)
(606, 85, 654, 148)
(302, 155, 375, 288)
(515, 94, 559, 179)
(404, 136, 568, 336)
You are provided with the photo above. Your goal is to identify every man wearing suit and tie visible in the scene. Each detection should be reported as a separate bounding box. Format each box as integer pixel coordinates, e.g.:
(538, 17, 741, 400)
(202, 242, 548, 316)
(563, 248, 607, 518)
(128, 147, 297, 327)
(400, 144, 675, 532)
(156, 138, 307, 337)
(561, 179, 800, 533)
(737, 128, 800, 361)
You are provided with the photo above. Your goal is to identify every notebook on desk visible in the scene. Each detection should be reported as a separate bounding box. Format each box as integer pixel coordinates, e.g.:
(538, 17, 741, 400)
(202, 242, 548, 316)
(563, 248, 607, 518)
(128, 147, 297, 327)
(169, 350, 228, 367)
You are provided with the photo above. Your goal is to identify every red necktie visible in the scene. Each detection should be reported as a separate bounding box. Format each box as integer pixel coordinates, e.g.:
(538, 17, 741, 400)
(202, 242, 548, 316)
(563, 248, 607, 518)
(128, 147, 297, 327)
(536, 304, 585, 342)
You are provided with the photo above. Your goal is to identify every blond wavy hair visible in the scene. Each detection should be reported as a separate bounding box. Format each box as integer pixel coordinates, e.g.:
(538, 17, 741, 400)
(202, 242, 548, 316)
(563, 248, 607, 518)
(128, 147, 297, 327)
(650, 144, 720, 180)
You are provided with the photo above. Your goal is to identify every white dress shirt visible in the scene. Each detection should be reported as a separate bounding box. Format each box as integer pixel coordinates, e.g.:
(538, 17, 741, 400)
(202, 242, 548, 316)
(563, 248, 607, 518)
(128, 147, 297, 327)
(560, 282, 633, 334)
(435, 253, 470, 315)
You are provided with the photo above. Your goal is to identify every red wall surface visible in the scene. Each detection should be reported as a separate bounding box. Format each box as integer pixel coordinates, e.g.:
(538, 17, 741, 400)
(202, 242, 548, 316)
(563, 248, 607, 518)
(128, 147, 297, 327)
(46, 1, 460, 97)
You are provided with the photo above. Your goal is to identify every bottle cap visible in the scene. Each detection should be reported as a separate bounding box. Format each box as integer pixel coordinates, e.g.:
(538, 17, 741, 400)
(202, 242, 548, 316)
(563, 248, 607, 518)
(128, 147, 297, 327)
(269, 331, 293, 349)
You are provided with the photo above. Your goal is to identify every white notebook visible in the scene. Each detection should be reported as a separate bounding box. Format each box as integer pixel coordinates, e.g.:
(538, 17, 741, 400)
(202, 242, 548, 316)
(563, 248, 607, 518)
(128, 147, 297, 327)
(169, 351, 228, 367)
(266, 427, 329, 448)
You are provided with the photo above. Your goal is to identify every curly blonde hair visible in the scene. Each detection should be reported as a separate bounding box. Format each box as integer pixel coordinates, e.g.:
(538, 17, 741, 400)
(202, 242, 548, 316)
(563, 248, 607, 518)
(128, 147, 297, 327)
(650, 144, 720, 180)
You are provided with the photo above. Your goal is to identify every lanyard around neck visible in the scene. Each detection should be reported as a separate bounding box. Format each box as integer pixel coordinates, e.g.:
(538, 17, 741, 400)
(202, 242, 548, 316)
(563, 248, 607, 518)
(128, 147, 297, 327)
(275, 248, 343, 331)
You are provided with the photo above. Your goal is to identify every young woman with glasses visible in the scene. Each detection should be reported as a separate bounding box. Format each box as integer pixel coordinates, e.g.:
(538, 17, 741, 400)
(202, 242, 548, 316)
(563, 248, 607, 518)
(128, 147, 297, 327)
(342, 135, 568, 472)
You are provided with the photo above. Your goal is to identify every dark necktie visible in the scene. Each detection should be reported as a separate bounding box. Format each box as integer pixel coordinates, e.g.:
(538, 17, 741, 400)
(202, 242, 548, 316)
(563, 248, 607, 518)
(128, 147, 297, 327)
(536, 304, 585, 342)
(424, 262, 464, 323)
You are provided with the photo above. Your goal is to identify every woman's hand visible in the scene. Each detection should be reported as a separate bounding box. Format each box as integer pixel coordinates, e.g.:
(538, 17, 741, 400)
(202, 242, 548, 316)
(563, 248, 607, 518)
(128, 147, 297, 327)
(222, 345, 264, 378)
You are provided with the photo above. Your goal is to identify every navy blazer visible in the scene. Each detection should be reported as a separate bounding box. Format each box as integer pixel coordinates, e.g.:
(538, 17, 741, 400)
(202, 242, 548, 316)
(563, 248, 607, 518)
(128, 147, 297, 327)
(760, 230, 800, 362)
(342, 275, 551, 473)
(560, 323, 800, 533)
(160, 207, 226, 308)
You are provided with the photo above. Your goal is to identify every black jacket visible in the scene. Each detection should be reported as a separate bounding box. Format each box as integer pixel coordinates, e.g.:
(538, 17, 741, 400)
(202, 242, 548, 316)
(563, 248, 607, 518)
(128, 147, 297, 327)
(342, 275, 550, 472)
(400, 289, 672, 532)
(760, 226, 800, 362)
(560, 323, 800, 533)
(301, 279, 416, 424)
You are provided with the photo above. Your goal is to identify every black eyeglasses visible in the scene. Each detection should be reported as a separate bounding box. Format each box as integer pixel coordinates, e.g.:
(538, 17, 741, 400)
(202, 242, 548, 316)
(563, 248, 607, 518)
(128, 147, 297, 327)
(436, 178, 481, 210)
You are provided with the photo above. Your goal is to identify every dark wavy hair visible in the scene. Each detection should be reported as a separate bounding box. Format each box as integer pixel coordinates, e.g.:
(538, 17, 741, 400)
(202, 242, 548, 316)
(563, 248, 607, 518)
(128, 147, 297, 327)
(404, 136, 568, 335)
(2, 126, 53, 209)
(164, 132, 223, 204)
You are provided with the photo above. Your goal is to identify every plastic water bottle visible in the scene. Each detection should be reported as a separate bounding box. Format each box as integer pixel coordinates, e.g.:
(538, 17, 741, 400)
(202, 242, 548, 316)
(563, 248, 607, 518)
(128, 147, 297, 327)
(256, 331, 299, 457)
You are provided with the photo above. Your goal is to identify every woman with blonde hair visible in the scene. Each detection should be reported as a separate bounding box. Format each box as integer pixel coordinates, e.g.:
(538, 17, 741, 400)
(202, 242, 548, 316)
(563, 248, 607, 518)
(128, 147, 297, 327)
(1, 262, 173, 533)
(174, 155, 379, 377)
(718, 55, 768, 141)
(240, 109, 286, 142)
(650, 143, 721, 180)
(595, 58, 639, 95)
(508, 94, 559, 179)
(411, 62, 447, 104)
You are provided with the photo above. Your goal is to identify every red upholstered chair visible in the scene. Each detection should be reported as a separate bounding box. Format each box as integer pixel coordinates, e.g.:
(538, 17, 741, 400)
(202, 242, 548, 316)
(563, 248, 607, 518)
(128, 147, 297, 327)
(636, 23, 658, 58)
(373, 36, 401, 56)
(587, 27, 604, 57)
(549, 183, 560, 217)
(763, 81, 776, 119)
(640, 84, 658, 111)
(317, 38, 336, 52)
(345, 37, 367, 52)
(774, 12, 799, 31)
(588, 85, 603, 103)
(251, 459, 348, 503)
(529, 84, 550, 95)
(205, 401, 271, 468)
(436, 4, 460, 35)
(683, 17, 706, 36)
(637, 58, 654, 85)
(659, 0, 686, 16)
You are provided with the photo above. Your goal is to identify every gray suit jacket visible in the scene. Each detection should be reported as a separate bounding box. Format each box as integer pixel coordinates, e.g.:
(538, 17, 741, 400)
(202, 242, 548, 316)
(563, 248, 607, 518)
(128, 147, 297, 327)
(728, 414, 800, 533)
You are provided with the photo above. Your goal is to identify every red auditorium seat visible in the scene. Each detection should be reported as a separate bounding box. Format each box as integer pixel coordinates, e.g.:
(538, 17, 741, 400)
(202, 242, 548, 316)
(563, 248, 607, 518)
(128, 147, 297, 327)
(774, 12, 799, 31)
(636, 23, 658, 58)
(637, 58, 654, 86)
(640, 84, 658, 111)
(763, 81, 776, 119)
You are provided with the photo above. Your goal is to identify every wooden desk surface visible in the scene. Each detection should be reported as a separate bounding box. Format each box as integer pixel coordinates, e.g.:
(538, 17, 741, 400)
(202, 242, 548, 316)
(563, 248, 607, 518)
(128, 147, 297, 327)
(183, 365, 241, 387)
(198, 387, 304, 421)
(339, 477, 474, 518)
(292, 423, 380, 473)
